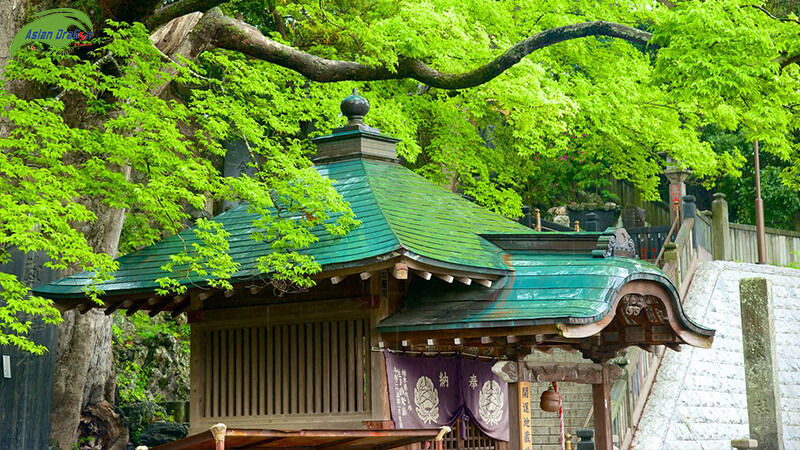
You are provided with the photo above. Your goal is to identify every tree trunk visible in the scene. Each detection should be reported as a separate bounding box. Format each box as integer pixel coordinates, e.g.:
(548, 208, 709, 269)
(49, 182, 132, 449)
(0, 1, 149, 446)
(50, 310, 117, 448)
(0, 1, 193, 444)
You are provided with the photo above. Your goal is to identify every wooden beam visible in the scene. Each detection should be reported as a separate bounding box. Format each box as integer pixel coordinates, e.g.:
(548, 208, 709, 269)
(360, 271, 373, 280)
(480, 336, 494, 344)
(330, 275, 346, 285)
(148, 294, 186, 317)
(415, 270, 432, 280)
(380, 324, 561, 343)
(126, 298, 148, 316)
(475, 279, 492, 287)
(236, 437, 285, 449)
(393, 262, 408, 280)
(171, 297, 191, 318)
(506, 335, 520, 344)
(198, 290, 216, 301)
(521, 361, 621, 384)
(456, 277, 472, 285)
(104, 299, 133, 315)
(77, 303, 93, 314)
(249, 285, 264, 295)
(666, 343, 682, 352)
(403, 259, 501, 282)
(435, 274, 454, 283)
(148, 297, 176, 317)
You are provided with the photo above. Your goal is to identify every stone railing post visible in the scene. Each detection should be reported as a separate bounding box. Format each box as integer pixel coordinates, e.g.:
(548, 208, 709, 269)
(739, 278, 784, 449)
(730, 438, 758, 450)
(663, 242, 679, 288)
(711, 193, 730, 260)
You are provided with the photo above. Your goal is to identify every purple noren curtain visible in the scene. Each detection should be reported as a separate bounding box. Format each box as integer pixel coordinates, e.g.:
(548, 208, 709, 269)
(384, 353, 509, 441)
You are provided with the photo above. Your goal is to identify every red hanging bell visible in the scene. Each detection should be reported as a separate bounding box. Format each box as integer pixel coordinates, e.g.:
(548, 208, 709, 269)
(540, 386, 560, 412)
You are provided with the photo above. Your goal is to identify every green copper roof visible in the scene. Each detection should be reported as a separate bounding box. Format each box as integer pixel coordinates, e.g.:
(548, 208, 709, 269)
(376, 253, 709, 333)
(34, 158, 534, 299)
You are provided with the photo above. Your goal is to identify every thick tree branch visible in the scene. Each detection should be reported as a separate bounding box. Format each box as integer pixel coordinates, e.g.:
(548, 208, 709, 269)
(191, 8, 653, 89)
(780, 52, 800, 69)
(145, 0, 228, 30)
(747, 4, 800, 25)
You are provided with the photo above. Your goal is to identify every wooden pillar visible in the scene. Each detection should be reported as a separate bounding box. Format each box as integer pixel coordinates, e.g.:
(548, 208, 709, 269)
(369, 271, 392, 422)
(509, 382, 522, 450)
(591, 364, 613, 450)
(189, 291, 204, 433)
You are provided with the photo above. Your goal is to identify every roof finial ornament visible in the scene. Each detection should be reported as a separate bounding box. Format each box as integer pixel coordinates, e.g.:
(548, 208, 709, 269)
(341, 88, 370, 126)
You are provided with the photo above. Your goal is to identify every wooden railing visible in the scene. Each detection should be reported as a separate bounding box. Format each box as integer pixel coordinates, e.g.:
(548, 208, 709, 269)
(664, 217, 695, 294)
(610, 347, 659, 450)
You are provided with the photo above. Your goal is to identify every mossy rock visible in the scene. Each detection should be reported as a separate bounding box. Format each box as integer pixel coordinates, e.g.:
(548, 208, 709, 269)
(137, 422, 188, 447)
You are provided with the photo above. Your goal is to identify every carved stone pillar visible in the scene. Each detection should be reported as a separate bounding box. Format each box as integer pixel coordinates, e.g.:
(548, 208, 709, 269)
(739, 278, 784, 449)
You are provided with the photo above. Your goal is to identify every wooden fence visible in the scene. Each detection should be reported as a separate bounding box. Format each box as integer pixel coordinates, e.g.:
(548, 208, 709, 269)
(608, 179, 672, 227)
(0, 249, 61, 450)
(728, 223, 800, 266)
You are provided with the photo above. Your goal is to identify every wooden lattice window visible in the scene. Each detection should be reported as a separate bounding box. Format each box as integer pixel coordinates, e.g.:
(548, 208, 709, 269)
(201, 318, 369, 418)
(438, 417, 502, 450)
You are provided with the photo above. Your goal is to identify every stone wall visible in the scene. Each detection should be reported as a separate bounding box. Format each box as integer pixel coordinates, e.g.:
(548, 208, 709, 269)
(524, 350, 594, 449)
(633, 261, 800, 449)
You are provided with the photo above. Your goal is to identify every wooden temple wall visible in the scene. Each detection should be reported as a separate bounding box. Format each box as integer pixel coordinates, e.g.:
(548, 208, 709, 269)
(200, 319, 369, 417)
(188, 297, 385, 432)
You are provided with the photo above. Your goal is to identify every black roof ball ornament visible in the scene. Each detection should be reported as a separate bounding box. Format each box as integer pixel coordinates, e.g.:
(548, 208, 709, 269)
(341, 88, 370, 126)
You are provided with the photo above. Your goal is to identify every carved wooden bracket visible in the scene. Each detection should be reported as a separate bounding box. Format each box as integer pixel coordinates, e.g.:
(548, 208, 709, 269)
(491, 360, 622, 385)
(491, 360, 519, 383)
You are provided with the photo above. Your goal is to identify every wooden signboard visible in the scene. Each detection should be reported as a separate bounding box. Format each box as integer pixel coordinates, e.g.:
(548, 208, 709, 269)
(518, 381, 535, 450)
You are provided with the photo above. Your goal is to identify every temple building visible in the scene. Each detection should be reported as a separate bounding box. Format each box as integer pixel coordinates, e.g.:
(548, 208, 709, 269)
(35, 93, 714, 450)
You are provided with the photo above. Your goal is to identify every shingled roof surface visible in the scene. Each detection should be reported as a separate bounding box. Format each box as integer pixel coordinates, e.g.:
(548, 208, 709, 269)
(34, 158, 534, 299)
(377, 252, 709, 332)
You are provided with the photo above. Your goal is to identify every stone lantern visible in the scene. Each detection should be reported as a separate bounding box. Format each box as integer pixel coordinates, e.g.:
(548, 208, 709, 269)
(663, 156, 692, 224)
